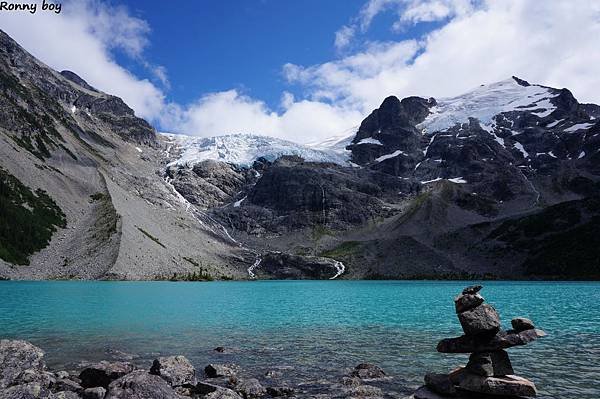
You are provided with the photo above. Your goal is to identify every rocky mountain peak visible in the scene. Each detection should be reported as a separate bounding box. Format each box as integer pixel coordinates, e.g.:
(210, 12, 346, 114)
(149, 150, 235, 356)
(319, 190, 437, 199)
(60, 70, 98, 92)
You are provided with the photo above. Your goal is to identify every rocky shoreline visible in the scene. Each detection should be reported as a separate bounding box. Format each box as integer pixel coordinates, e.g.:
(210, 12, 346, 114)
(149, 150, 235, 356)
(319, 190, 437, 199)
(0, 339, 396, 399)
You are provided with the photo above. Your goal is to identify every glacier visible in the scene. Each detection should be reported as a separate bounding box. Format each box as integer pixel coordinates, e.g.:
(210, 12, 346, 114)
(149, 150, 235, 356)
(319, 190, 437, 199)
(162, 133, 351, 168)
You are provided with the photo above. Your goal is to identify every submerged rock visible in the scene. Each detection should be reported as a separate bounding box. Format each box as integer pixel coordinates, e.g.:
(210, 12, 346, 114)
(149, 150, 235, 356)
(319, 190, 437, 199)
(105, 371, 180, 399)
(349, 363, 386, 379)
(265, 386, 295, 397)
(150, 355, 196, 387)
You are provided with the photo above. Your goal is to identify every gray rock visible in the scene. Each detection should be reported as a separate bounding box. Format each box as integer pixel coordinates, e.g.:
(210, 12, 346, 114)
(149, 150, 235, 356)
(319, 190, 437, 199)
(424, 373, 456, 395)
(105, 371, 180, 399)
(437, 328, 547, 353)
(232, 378, 266, 399)
(150, 355, 196, 387)
(205, 388, 243, 399)
(454, 293, 484, 313)
(204, 364, 239, 379)
(346, 384, 383, 397)
(349, 363, 386, 379)
(51, 392, 80, 399)
(0, 340, 46, 388)
(461, 285, 483, 295)
(511, 317, 535, 332)
(13, 369, 56, 388)
(340, 376, 362, 387)
(55, 372, 70, 380)
(265, 386, 294, 397)
(457, 304, 501, 336)
(412, 386, 448, 399)
(466, 350, 514, 377)
(82, 387, 107, 399)
(79, 361, 135, 388)
(458, 373, 537, 397)
(54, 378, 84, 394)
(0, 383, 51, 399)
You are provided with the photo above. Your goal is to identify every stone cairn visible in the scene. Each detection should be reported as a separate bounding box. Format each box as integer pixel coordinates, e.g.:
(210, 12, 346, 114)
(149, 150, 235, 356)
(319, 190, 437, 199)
(414, 285, 546, 399)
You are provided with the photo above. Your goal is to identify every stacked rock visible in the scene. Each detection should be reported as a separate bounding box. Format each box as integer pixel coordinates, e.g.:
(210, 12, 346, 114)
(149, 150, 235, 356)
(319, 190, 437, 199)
(414, 285, 546, 399)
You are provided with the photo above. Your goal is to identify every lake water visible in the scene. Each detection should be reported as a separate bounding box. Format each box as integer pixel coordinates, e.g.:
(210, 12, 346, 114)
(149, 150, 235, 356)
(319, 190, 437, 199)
(0, 280, 598, 398)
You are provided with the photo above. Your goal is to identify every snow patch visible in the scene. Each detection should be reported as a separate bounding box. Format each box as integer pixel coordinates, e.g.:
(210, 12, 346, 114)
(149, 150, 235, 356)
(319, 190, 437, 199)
(375, 149, 407, 163)
(564, 123, 594, 133)
(546, 118, 564, 128)
(418, 78, 557, 134)
(233, 196, 246, 207)
(357, 137, 383, 145)
(578, 151, 586, 159)
(448, 177, 467, 184)
(135, 147, 142, 153)
(513, 142, 529, 158)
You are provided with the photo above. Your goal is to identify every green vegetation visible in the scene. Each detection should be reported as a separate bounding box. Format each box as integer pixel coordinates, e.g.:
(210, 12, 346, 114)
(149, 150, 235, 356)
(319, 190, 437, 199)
(0, 167, 66, 265)
(90, 190, 119, 241)
(320, 241, 362, 258)
(136, 226, 166, 248)
(311, 224, 333, 241)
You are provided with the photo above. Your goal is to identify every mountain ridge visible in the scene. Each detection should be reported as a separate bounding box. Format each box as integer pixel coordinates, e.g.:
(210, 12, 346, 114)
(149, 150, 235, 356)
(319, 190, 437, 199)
(1, 27, 599, 280)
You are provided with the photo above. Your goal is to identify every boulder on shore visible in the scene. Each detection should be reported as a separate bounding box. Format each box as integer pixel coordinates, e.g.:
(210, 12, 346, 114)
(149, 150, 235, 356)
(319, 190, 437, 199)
(0, 340, 46, 389)
(79, 361, 135, 389)
(105, 370, 180, 399)
(150, 355, 196, 387)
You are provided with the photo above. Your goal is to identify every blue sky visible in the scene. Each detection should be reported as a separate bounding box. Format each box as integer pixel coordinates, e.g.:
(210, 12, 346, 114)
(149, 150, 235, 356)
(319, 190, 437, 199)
(1, 1, 599, 142)
(114, 0, 440, 109)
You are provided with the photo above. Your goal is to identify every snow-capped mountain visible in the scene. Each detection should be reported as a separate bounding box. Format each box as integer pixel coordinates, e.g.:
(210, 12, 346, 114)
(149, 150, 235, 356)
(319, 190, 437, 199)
(161, 133, 350, 168)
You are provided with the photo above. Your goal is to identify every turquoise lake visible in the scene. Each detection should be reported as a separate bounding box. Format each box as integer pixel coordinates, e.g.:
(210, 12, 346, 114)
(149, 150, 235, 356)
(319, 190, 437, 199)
(0, 280, 598, 398)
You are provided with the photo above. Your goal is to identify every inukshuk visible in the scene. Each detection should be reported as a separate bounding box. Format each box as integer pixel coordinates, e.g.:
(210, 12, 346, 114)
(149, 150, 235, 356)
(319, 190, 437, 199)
(414, 285, 546, 398)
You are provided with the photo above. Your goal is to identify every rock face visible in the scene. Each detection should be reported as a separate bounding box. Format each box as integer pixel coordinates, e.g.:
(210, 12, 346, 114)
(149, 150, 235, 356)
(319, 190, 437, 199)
(413, 285, 546, 398)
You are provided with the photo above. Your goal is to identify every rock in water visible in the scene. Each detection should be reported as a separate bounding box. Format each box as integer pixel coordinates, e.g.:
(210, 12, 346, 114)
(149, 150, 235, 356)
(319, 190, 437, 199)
(0, 340, 46, 389)
(350, 363, 386, 379)
(454, 293, 484, 313)
(461, 285, 482, 295)
(424, 373, 456, 395)
(232, 378, 266, 398)
(466, 350, 514, 377)
(79, 361, 135, 388)
(150, 355, 196, 387)
(204, 364, 239, 378)
(105, 371, 180, 399)
(414, 286, 546, 398)
(457, 304, 501, 336)
(512, 317, 535, 332)
(458, 373, 537, 397)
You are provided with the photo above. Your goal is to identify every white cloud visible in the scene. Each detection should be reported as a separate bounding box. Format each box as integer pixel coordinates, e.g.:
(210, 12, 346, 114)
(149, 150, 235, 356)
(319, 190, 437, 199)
(334, 25, 355, 51)
(0, 0, 166, 120)
(160, 90, 363, 144)
(287, 0, 600, 113)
